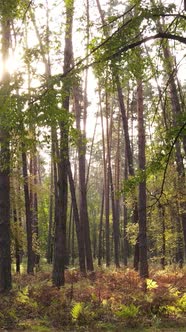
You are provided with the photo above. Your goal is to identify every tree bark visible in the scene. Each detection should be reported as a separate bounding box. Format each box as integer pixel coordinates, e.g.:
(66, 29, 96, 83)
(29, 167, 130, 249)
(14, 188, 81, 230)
(0, 14, 12, 293)
(67, 160, 86, 273)
(123, 145, 129, 266)
(22, 149, 35, 274)
(52, 0, 74, 286)
(47, 161, 54, 264)
(137, 81, 149, 278)
(30, 151, 40, 266)
(73, 84, 94, 272)
(99, 88, 110, 266)
(98, 189, 104, 266)
(158, 203, 166, 269)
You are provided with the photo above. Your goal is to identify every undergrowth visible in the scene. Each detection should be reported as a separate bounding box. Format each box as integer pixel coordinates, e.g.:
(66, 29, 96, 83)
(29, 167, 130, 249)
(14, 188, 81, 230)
(0, 266, 186, 330)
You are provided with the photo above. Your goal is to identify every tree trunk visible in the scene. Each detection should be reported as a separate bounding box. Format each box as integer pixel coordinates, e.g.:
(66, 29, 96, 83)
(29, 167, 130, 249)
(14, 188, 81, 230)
(30, 151, 40, 266)
(137, 81, 149, 278)
(22, 149, 35, 274)
(13, 209, 21, 273)
(67, 160, 86, 273)
(99, 88, 110, 266)
(123, 146, 129, 266)
(47, 161, 54, 264)
(0, 134, 12, 291)
(175, 202, 184, 268)
(98, 189, 104, 266)
(52, 0, 74, 286)
(113, 116, 121, 267)
(73, 84, 94, 272)
(0, 14, 12, 293)
(158, 203, 166, 269)
(67, 203, 73, 266)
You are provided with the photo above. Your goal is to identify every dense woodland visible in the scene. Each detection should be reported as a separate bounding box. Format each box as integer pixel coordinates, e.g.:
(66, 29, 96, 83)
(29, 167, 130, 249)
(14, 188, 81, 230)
(0, 0, 186, 330)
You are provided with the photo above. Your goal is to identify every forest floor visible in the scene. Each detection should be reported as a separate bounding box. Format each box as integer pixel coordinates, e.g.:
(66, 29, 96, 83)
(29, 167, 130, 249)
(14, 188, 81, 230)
(0, 265, 186, 331)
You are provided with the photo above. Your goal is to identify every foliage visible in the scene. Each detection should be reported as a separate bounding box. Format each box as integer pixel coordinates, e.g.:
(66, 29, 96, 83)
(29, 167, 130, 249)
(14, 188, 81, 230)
(71, 302, 83, 320)
(0, 267, 186, 330)
(115, 303, 139, 319)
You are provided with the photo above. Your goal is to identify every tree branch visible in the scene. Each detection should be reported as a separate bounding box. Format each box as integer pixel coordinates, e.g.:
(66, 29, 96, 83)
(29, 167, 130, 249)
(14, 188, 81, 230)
(108, 33, 186, 60)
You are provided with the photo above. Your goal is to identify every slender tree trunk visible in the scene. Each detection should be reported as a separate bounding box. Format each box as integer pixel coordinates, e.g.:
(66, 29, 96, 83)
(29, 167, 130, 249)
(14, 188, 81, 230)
(71, 215, 75, 265)
(0, 16, 12, 292)
(52, 0, 74, 287)
(113, 116, 121, 267)
(99, 88, 110, 266)
(13, 209, 21, 273)
(0, 134, 12, 290)
(158, 203, 166, 269)
(137, 81, 148, 278)
(22, 149, 35, 273)
(67, 203, 73, 266)
(52, 127, 59, 264)
(98, 189, 104, 266)
(67, 160, 86, 273)
(123, 146, 129, 266)
(47, 161, 54, 264)
(73, 85, 93, 272)
(30, 151, 40, 266)
(175, 202, 184, 268)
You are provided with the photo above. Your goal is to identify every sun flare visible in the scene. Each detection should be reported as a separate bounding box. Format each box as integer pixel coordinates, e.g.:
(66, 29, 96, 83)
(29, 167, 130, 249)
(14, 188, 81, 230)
(0, 53, 19, 80)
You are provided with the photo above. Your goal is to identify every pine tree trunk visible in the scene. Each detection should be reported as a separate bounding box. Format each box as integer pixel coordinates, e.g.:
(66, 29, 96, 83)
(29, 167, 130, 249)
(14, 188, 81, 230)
(67, 204, 72, 266)
(158, 203, 166, 269)
(30, 152, 40, 266)
(67, 160, 86, 273)
(113, 117, 121, 267)
(0, 136, 11, 290)
(52, 0, 74, 287)
(22, 150, 35, 274)
(98, 189, 104, 266)
(109, 163, 120, 267)
(0, 15, 12, 293)
(175, 202, 184, 268)
(74, 85, 93, 271)
(47, 161, 54, 264)
(13, 209, 21, 273)
(137, 82, 148, 278)
(123, 147, 129, 266)
(99, 88, 110, 266)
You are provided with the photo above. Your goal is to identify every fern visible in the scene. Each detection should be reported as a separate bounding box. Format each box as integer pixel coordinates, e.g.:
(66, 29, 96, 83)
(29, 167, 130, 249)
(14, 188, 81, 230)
(115, 304, 139, 319)
(177, 293, 186, 312)
(71, 302, 83, 320)
(146, 278, 158, 290)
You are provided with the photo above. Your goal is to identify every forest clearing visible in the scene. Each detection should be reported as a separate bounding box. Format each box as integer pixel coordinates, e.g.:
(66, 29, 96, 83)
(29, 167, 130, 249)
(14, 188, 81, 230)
(0, 0, 186, 331)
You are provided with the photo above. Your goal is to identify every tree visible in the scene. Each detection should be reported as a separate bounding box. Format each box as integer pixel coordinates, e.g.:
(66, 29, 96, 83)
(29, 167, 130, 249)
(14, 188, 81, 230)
(137, 81, 148, 278)
(52, 0, 74, 287)
(0, 9, 12, 292)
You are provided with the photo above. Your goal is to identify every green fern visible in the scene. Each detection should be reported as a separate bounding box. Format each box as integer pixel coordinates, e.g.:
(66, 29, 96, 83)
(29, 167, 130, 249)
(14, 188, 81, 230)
(177, 293, 186, 312)
(71, 302, 83, 320)
(115, 304, 139, 319)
